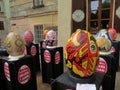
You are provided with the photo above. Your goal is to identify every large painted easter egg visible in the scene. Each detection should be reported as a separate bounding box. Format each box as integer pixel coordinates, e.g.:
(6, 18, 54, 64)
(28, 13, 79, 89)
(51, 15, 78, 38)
(96, 29, 112, 41)
(4, 32, 25, 56)
(108, 28, 117, 40)
(45, 30, 57, 46)
(24, 30, 34, 43)
(43, 29, 48, 39)
(96, 37, 112, 52)
(96, 29, 112, 53)
(65, 29, 99, 77)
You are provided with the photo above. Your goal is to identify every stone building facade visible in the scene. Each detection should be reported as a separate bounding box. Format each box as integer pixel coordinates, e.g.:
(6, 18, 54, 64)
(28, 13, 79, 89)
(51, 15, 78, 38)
(9, 0, 58, 44)
(0, 0, 10, 45)
(2, 0, 120, 47)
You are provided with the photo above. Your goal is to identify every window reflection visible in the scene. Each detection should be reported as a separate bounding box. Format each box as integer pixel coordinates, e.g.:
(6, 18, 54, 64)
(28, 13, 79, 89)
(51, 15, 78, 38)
(102, 0, 110, 8)
(101, 20, 109, 28)
(89, 0, 111, 32)
(91, 10, 98, 19)
(91, 0, 98, 10)
(90, 21, 98, 30)
(101, 10, 110, 19)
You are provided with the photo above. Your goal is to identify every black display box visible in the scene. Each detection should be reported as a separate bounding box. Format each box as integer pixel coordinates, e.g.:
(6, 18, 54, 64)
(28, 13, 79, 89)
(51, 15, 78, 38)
(25, 43, 40, 72)
(51, 70, 104, 90)
(100, 53, 116, 90)
(41, 46, 63, 84)
(51, 53, 116, 90)
(112, 40, 120, 71)
(40, 40, 47, 48)
(0, 59, 7, 90)
(1, 55, 37, 90)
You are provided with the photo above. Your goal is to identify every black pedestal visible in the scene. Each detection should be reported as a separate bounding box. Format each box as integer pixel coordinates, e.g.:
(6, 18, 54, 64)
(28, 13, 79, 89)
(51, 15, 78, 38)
(51, 71, 104, 90)
(112, 40, 120, 71)
(34, 44, 40, 71)
(100, 53, 116, 90)
(1, 55, 37, 90)
(0, 59, 7, 90)
(40, 40, 47, 48)
(25, 43, 40, 72)
(41, 46, 63, 84)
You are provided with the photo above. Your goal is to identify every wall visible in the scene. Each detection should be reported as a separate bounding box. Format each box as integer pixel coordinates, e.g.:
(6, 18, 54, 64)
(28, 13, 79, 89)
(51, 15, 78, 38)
(58, 0, 72, 48)
(10, 0, 57, 17)
(0, 0, 10, 43)
(10, 12, 57, 37)
(9, 0, 58, 38)
(4, 0, 10, 18)
(116, 33, 120, 40)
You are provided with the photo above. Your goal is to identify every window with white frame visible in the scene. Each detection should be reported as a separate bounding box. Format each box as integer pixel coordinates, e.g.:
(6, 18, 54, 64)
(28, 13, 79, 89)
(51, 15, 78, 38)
(34, 25, 44, 44)
(33, 0, 44, 8)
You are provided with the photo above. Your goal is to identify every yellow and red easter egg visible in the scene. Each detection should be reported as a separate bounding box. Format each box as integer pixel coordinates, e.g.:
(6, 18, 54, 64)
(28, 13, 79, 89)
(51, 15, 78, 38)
(65, 29, 99, 77)
(4, 32, 25, 56)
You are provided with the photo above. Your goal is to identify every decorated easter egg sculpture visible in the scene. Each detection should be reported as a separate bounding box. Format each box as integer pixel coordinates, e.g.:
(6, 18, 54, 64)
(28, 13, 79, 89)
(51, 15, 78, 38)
(24, 30, 34, 44)
(108, 28, 117, 41)
(65, 29, 99, 77)
(4, 32, 25, 57)
(96, 29, 112, 54)
(43, 29, 49, 39)
(45, 30, 57, 46)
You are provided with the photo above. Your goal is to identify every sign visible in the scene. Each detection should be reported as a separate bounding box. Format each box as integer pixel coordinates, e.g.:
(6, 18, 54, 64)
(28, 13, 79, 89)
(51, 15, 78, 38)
(76, 83, 96, 90)
(95, 57, 108, 74)
(18, 65, 31, 84)
(30, 45, 37, 56)
(110, 46, 115, 53)
(44, 50, 51, 63)
(55, 51, 60, 64)
(4, 62, 11, 81)
(42, 42, 47, 48)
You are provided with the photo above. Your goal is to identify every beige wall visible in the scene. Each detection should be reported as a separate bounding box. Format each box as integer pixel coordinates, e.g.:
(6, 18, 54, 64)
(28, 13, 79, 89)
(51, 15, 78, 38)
(10, 0, 58, 36)
(0, 0, 9, 42)
(10, 12, 57, 36)
(31, 12, 57, 27)
(10, 17, 32, 36)
(58, 0, 72, 48)
(116, 33, 120, 40)
(10, 0, 57, 17)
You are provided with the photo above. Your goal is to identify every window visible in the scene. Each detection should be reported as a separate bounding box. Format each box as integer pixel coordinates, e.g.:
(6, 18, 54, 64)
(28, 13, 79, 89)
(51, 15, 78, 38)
(0, 21, 4, 30)
(33, 0, 44, 8)
(88, 0, 113, 33)
(34, 25, 44, 44)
